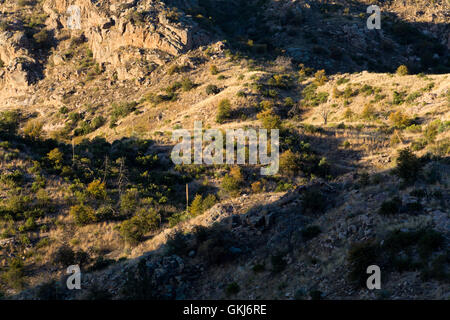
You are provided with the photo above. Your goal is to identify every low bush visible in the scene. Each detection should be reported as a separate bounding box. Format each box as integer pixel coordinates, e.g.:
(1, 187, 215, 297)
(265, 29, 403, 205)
(378, 196, 402, 215)
(206, 84, 220, 95)
(396, 65, 409, 76)
(216, 99, 232, 123)
(221, 167, 243, 196)
(70, 204, 96, 225)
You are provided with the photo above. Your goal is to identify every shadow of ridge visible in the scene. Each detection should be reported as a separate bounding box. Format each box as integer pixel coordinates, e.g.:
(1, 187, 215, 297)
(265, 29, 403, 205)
(12, 152, 449, 300)
(6, 123, 448, 300)
(177, 0, 449, 75)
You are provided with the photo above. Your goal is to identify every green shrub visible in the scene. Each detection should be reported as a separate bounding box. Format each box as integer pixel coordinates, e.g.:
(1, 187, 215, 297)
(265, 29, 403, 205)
(86, 179, 107, 199)
(111, 101, 138, 122)
(423, 120, 440, 143)
(361, 104, 376, 120)
(189, 194, 204, 217)
(202, 194, 217, 211)
(221, 167, 243, 196)
(91, 116, 106, 129)
(167, 64, 187, 75)
(389, 111, 413, 128)
(314, 69, 328, 85)
(70, 204, 96, 225)
(0, 170, 25, 188)
(268, 74, 293, 89)
(189, 194, 217, 217)
(119, 208, 160, 244)
(166, 231, 188, 255)
(47, 148, 64, 169)
(3, 258, 25, 290)
(396, 65, 409, 76)
(120, 189, 139, 216)
(279, 150, 300, 176)
(210, 65, 219, 75)
(406, 91, 422, 104)
(0, 110, 20, 138)
(52, 245, 75, 267)
(33, 29, 50, 48)
(206, 84, 220, 95)
(216, 99, 232, 123)
(392, 91, 406, 105)
(181, 78, 195, 91)
(393, 148, 422, 184)
(252, 264, 265, 273)
(257, 109, 282, 130)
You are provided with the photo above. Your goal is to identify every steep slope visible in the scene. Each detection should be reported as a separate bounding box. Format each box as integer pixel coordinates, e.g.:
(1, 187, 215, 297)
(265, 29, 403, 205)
(0, 0, 448, 300)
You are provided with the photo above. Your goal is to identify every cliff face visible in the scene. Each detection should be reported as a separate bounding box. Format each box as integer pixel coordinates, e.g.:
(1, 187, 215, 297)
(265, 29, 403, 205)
(0, 0, 209, 98)
(0, 31, 38, 93)
(43, 0, 208, 76)
(0, 0, 448, 301)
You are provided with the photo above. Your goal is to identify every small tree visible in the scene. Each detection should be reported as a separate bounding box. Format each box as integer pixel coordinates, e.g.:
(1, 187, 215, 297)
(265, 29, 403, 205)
(279, 150, 300, 176)
(120, 189, 139, 215)
(189, 194, 204, 217)
(86, 179, 107, 199)
(202, 194, 217, 211)
(210, 65, 219, 75)
(389, 111, 412, 128)
(314, 69, 328, 85)
(319, 105, 331, 125)
(47, 148, 64, 169)
(396, 65, 409, 76)
(257, 109, 282, 130)
(393, 148, 422, 184)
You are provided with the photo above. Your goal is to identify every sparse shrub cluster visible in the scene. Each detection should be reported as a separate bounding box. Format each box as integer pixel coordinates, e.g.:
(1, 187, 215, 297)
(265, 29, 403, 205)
(110, 101, 138, 127)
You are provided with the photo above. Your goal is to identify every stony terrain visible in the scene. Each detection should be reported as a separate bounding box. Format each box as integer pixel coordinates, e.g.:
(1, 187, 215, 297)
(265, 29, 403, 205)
(0, 0, 448, 299)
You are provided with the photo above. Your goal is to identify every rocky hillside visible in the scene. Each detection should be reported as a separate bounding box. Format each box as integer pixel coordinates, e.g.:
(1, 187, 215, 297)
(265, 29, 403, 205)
(0, 0, 448, 299)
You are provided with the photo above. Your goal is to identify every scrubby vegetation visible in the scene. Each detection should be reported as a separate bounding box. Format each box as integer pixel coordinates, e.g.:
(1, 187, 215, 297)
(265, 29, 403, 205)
(0, 0, 448, 300)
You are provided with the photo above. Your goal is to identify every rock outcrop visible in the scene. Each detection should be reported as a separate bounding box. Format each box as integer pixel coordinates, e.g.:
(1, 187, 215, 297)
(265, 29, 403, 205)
(42, 0, 209, 79)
